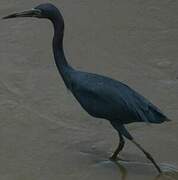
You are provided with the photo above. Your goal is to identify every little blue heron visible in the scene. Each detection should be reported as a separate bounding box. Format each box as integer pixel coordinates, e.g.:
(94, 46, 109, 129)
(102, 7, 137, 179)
(3, 3, 171, 173)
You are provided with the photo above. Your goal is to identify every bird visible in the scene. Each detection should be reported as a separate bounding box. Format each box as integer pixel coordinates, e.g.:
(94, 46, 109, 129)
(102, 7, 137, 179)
(3, 3, 171, 173)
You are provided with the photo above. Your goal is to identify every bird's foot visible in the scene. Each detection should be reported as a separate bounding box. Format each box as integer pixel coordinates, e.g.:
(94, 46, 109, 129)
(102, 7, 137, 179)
(109, 155, 120, 161)
(109, 155, 127, 162)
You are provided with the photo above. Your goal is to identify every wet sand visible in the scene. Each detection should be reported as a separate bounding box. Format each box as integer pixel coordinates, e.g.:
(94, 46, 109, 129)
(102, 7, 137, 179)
(0, 0, 178, 179)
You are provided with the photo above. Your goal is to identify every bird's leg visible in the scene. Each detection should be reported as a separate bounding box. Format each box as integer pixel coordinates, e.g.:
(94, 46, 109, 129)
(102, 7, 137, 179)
(110, 132, 125, 161)
(131, 139, 162, 173)
(113, 125, 162, 173)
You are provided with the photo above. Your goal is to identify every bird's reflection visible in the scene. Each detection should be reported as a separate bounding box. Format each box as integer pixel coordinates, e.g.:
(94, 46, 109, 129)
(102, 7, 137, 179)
(154, 163, 178, 180)
(112, 160, 178, 180)
(154, 171, 178, 180)
(113, 161, 128, 180)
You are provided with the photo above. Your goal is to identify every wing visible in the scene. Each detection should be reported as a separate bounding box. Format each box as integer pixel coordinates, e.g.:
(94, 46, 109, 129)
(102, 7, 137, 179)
(70, 71, 170, 124)
(113, 83, 170, 124)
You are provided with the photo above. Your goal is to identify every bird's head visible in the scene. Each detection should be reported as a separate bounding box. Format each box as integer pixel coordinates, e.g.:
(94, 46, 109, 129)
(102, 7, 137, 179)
(2, 3, 64, 26)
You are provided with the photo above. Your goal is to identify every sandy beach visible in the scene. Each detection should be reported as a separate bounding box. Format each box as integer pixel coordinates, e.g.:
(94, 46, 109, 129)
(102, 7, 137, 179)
(0, 0, 178, 179)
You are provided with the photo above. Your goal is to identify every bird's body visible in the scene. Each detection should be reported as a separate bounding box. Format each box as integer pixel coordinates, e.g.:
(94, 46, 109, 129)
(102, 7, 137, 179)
(3, 3, 171, 173)
(67, 68, 168, 125)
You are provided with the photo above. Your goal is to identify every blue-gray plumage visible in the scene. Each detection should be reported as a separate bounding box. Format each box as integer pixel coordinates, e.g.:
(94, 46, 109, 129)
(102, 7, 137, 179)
(3, 3, 171, 173)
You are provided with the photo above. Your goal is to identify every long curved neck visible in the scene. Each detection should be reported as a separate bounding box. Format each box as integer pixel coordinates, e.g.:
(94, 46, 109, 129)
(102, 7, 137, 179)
(52, 19, 72, 89)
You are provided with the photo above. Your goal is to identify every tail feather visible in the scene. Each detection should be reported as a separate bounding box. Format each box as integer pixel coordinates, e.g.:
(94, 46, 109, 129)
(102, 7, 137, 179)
(148, 108, 171, 124)
(164, 117, 171, 122)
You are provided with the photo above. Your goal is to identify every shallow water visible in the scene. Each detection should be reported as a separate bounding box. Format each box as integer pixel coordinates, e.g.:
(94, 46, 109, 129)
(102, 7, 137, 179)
(0, 0, 178, 180)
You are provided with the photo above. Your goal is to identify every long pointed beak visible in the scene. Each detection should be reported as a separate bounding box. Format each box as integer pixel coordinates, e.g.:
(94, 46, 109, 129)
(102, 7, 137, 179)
(2, 8, 42, 19)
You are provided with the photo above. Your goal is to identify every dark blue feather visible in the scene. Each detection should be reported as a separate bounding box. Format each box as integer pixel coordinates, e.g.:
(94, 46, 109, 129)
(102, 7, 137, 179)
(68, 71, 170, 125)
